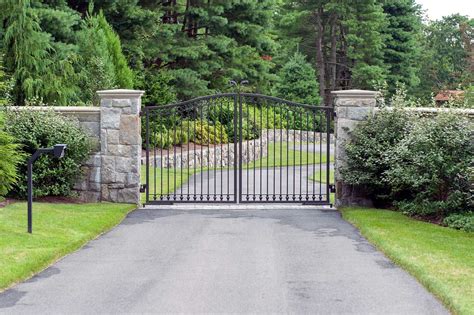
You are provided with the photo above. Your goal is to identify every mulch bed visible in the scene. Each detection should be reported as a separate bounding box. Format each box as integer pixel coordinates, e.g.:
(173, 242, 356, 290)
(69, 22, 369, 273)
(0, 196, 86, 209)
(35, 196, 86, 204)
(412, 214, 445, 226)
(0, 198, 16, 209)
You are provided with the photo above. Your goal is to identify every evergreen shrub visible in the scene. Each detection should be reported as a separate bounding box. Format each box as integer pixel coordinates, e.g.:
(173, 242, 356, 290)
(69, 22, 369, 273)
(4, 109, 91, 198)
(343, 109, 473, 218)
(0, 111, 23, 198)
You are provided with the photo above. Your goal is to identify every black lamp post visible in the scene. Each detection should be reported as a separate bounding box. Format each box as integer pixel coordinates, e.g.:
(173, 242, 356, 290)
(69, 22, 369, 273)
(27, 144, 67, 233)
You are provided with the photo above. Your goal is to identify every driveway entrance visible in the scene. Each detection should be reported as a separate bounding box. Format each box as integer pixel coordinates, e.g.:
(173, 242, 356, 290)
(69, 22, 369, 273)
(143, 93, 333, 205)
(0, 208, 447, 314)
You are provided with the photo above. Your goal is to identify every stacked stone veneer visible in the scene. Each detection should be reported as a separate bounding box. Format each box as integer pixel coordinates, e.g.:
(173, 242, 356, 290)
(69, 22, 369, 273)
(146, 129, 332, 169)
(332, 90, 378, 207)
(95, 90, 143, 204)
(262, 129, 333, 143)
(148, 138, 268, 169)
(26, 90, 144, 205)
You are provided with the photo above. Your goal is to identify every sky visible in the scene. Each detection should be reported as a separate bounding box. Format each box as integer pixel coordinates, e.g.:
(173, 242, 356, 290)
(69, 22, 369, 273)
(416, 0, 473, 20)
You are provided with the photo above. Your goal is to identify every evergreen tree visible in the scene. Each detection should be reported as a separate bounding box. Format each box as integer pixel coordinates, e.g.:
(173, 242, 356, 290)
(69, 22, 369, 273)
(277, 0, 387, 103)
(0, 55, 10, 105)
(97, 11, 134, 89)
(2, 0, 77, 105)
(276, 52, 321, 104)
(344, 0, 387, 89)
(415, 14, 473, 98)
(381, 0, 422, 94)
(68, 0, 279, 99)
(75, 9, 117, 105)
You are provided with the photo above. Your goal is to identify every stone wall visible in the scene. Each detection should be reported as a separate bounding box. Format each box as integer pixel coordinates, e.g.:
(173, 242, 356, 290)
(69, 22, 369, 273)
(332, 90, 378, 208)
(145, 129, 332, 169)
(379, 106, 474, 119)
(147, 138, 268, 169)
(96, 90, 143, 204)
(18, 90, 144, 205)
(262, 129, 333, 143)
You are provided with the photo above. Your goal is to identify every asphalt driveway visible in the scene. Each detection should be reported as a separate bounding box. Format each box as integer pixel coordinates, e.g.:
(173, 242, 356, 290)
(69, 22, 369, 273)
(0, 208, 447, 314)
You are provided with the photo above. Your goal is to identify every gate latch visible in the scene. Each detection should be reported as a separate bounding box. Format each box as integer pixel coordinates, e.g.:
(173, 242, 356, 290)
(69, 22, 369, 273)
(140, 184, 147, 193)
(329, 184, 336, 193)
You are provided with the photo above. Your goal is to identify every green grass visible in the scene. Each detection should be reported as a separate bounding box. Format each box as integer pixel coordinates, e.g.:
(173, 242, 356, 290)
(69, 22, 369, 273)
(309, 169, 334, 184)
(0, 202, 136, 292)
(244, 142, 330, 169)
(341, 207, 474, 315)
(140, 165, 197, 202)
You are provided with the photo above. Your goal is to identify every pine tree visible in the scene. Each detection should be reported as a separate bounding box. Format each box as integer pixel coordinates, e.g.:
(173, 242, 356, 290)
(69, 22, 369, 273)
(344, 0, 387, 89)
(97, 11, 134, 89)
(0, 55, 10, 105)
(75, 9, 117, 105)
(278, 0, 387, 103)
(381, 0, 422, 94)
(2, 0, 78, 105)
(276, 52, 321, 104)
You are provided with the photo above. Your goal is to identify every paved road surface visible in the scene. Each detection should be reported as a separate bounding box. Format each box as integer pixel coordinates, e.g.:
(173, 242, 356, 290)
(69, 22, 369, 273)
(169, 165, 332, 202)
(0, 209, 447, 314)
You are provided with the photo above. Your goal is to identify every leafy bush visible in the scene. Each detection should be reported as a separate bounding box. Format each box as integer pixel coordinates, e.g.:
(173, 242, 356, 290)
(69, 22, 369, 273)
(386, 113, 473, 217)
(172, 130, 189, 146)
(149, 127, 189, 149)
(207, 104, 260, 141)
(245, 104, 287, 130)
(344, 109, 473, 217)
(443, 213, 474, 232)
(151, 132, 173, 149)
(192, 120, 228, 145)
(0, 112, 23, 197)
(342, 109, 413, 203)
(207, 102, 234, 127)
(4, 109, 92, 198)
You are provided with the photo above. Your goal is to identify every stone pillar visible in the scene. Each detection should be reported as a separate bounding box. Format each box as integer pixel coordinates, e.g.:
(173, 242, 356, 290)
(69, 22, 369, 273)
(331, 90, 378, 208)
(97, 89, 144, 205)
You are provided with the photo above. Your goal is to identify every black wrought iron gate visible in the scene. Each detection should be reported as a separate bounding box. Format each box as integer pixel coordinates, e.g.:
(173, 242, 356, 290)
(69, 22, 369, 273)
(143, 93, 333, 205)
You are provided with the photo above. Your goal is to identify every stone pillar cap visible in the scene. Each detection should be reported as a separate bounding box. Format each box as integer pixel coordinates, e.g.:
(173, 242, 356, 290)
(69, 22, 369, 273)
(331, 89, 379, 99)
(97, 89, 145, 99)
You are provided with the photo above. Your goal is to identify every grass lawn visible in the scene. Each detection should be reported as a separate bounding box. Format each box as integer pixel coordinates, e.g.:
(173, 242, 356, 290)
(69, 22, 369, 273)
(0, 202, 136, 292)
(309, 169, 334, 184)
(244, 142, 329, 169)
(341, 207, 474, 315)
(140, 166, 198, 203)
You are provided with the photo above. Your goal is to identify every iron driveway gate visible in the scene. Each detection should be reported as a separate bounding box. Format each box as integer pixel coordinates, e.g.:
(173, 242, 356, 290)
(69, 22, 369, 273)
(143, 93, 333, 205)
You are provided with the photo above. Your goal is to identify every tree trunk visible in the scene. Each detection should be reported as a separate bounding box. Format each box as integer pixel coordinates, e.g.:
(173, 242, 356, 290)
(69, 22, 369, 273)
(314, 8, 326, 104)
(328, 13, 338, 105)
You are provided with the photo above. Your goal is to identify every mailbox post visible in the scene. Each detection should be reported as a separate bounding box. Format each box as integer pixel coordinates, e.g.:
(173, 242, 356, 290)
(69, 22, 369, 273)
(27, 144, 67, 233)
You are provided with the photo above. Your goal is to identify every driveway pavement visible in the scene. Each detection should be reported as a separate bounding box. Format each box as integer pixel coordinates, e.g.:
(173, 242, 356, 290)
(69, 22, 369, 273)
(173, 165, 332, 201)
(0, 208, 447, 314)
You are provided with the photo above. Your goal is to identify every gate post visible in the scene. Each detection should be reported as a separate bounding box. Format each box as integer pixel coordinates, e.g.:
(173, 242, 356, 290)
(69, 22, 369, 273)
(97, 89, 144, 205)
(331, 90, 378, 208)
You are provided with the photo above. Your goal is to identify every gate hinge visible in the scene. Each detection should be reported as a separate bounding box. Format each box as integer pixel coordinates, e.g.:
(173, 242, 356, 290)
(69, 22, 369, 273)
(140, 184, 147, 193)
(329, 184, 336, 193)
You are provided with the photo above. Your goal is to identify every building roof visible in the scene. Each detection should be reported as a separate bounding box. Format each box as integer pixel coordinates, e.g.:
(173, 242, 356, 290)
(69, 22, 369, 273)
(434, 90, 465, 102)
